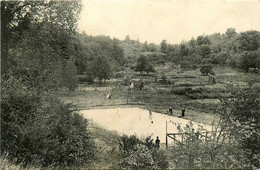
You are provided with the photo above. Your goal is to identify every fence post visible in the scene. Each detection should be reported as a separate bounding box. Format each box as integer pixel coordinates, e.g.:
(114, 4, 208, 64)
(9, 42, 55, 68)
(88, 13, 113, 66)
(166, 121, 168, 149)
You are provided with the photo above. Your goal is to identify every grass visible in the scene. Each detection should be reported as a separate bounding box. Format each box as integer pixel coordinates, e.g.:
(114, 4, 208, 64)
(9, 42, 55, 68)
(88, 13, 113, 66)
(0, 156, 40, 170)
(86, 122, 122, 169)
(52, 66, 259, 126)
(5, 66, 259, 169)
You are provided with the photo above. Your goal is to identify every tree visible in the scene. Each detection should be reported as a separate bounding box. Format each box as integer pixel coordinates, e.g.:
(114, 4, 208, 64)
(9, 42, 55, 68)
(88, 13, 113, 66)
(196, 35, 210, 46)
(226, 28, 237, 38)
(179, 43, 189, 57)
(198, 44, 211, 58)
(238, 31, 260, 52)
(218, 86, 260, 168)
(1, 0, 82, 76)
(63, 59, 79, 91)
(92, 55, 112, 83)
(134, 55, 155, 75)
(238, 50, 260, 72)
(148, 43, 159, 52)
(160, 40, 168, 53)
(125, 35, 130, 42)
(200, 64, 214, 76)
(145, 64, 156, 74)
(135, 55, 147, 74)
(111, 38, 124, 65)
(142, 41, 149, 52)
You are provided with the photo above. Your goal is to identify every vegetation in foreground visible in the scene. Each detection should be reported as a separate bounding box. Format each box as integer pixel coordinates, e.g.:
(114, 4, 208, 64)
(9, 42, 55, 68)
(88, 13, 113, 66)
(1, 0, 259, 169)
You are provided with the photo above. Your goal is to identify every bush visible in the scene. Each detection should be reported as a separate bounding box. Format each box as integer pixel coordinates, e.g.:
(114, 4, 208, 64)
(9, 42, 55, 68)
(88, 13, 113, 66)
(120, 144, 157, 169)
(113, 72, 124, 78)
(1, 77, 95, 167)
(78, 75, 94, 84)
(119, 135, 169, 169)
(62, 60, 79, 91)
(218, 86, 260, 168)
(159, 75, 174, 85)
(170, 87, 192, 95)
(180, 60, 197, 70)
(200, 64, 214, 76)
(171, 122, 252, 169)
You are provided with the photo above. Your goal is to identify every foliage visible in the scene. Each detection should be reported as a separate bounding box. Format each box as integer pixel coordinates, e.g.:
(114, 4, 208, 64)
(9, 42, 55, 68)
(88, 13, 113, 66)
(2, 1, 82, 90)
(238, 30, 260, 52)
(78, 75, 94, 84)
(160, 39, 168, 53)
(200, 64, 214, 76)
(159, 75, 173, 85)
(91, 55, 112, 83)
(171, 122, 252, 169)
(217, 86, 260, 168)
(180, 60, 197, 71)
(134, 55, 156, 74)
(120, 144, 157, 169)
(198, 44, 211, 58)
(73, 34, 124, 80)
(119, 135, 169, 169)
(1, 77, 95, 167)
(238, 50, 260, 72)
(1, 0, 82, 75)
(62, 59, 79, 91)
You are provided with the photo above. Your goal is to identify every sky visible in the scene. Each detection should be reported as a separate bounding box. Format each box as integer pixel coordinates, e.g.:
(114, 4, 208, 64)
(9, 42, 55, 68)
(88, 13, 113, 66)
(78, 0, 260, 44)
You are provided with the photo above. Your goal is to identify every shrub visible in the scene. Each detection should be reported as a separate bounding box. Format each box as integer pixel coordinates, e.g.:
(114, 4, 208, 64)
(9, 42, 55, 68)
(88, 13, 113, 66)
(217, 86, 260, 168)
(120, 144, 157, 169)
(170, 87, 192, 95)
(1, 77, 95, 167)
(119, 135, 169, 169)
(113, 72, 124, 78)
(171, 122, 252, 169)
(200, 64, 214, 76)
(180, 60, 197, 70)
(62, 60, 79, 91)
(159, 75, 174, 85)
(78, 75, 94, 84)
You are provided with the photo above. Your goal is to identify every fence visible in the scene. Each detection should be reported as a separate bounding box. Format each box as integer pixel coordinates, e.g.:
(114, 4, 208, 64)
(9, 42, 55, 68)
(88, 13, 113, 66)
(165, 121, 233, 148)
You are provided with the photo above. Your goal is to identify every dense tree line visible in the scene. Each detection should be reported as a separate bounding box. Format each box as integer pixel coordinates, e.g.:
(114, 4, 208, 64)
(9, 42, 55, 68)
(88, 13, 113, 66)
(156, 29, 260, 72)
(115, 29, 259, 73)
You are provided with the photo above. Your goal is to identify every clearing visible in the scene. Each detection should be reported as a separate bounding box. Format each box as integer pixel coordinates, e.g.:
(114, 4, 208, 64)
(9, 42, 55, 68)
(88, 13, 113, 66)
(80, 107, 212, 144)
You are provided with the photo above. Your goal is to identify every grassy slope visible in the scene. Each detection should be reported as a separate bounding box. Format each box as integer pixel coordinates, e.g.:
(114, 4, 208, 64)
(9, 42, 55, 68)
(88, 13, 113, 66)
(53, 66, 259, 125)
(86, 123, 122, 169)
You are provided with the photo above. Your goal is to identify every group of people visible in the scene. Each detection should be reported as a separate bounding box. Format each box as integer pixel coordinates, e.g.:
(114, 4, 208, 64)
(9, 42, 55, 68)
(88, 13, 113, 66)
(168, 107, 185, 117)
(148, 108, 186, 150)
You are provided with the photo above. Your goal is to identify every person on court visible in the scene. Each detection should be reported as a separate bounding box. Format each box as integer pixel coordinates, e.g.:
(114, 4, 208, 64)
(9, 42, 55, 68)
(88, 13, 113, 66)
(155, 136, 160, 149)
(169, 107, 173, 115)
(181, 109, 185, 117)
(149, 111, 153, 123)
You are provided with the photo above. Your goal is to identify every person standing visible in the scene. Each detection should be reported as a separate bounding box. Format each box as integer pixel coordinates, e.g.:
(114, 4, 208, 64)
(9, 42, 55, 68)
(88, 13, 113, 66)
(155, 136, 160, 150)
(139, 81, 144, 90)
(149, 111, 153, 122)
(169, 107, 173, 115)
(181, 109, 185, 117)
(130, 81, 134, 95)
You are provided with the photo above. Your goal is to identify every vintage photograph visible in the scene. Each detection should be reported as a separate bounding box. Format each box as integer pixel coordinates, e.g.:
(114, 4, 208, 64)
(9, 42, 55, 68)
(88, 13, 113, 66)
(1, 0, 259, 169)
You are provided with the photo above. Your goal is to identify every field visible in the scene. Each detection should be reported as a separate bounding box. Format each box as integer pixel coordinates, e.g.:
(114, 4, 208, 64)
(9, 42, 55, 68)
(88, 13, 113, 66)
(52, 66, 259, 126)
(46, 66, 260, 168)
